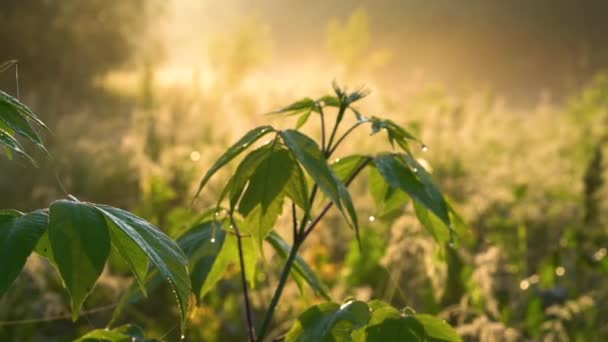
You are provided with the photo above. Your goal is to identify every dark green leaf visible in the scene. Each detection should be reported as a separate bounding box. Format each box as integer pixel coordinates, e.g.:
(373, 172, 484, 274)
(280, 129, 359, 231)
(266, 231, 331, 300)
(93, 205, 190, 330)
(238, 148, 293, 247)
(284, 155, 310, 212)
(107, 220, 150, 296)
(369, 117, 419, 152)
(176, 221, 226, 299)
(368, 166, 409, 219)
(285, 301, 371, 342)
(0, 210, 47, 296)
(353, 303, 426, 341)
(48, 200, 110, 321)
(195, 125, 275, 198)
(414, 314, 461, 342)
(374, 154, 450, 226)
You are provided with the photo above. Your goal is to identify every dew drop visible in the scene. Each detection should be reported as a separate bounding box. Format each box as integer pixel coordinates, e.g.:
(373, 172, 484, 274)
(412, 167, 418, 173)
(214, 211, 220, 217)
(368, 215, 376, 222)
(181, 334, 186, 340)
(210, 237, 216, 243)
(190, 151, 201, 161)
(421, 144, 428, 152)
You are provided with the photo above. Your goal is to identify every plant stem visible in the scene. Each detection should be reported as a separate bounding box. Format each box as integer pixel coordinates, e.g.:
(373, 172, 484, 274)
(230, 215, 256, 342)
(325, 103, 347, 154)
(319, 104, 326, 151)
(256, 157, 372, 340)
(326, 122, 364, 158)
(257, 239, 300, 341)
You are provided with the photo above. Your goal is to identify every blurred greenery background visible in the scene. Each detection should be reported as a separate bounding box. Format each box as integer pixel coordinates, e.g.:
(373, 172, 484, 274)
(1, 1, 608, 341)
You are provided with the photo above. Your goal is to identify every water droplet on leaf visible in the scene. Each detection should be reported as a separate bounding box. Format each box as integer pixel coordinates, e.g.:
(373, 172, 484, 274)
(368, 215, 376, 222)
(210, 237, 216, 243)
(421, 144, 428, 152)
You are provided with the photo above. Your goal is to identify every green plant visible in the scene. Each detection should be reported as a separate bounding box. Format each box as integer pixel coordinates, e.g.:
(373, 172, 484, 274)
(179, 82, 463, 341)
(1, 77, 464, 341)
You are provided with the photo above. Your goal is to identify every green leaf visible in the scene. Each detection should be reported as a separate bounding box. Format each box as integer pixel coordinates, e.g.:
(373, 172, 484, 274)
(318, 95, 341, 107)
(414, 314, 461, 342)
(285, 301, 371, 342)
(0, 90, 48, 130)
(413, 201, 451, 244)
(284, 160, 310, 213)
(0, 210, 47, 296)
(74, 324, 156, 342)
(331, 155, 368, 184)
(368, 166, 409, 219)
(48, 200, 110, 321)
(0, 101, 46, 150)
(362, 311, 425, 341)
(195, 125, 275, 198)
(0, 129, 35, 164)
(266, 231, 331, 300)
(369, 117, 419, 152)
(272, 97, 317, 115)
(0, 60, 18, 73)
(223, 143, 274, 209)
(107, 220, 150, 296)
(280, 129, 359, 231)
(176, 221, 226, 299)
(93, 205, 190, 330)
(295, 110, 312, 129)
(374, 154, 450, 226)
(238, 148, 293, 247)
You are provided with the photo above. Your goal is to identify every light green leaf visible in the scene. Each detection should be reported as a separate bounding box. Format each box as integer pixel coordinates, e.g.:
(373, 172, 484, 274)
(295, 111, 312, 129)
(374, 154, 450, 226)
(285, 301, 371, 342)
(0, 101, 45, 150)
(271, 97, 317, 115)
(280, 129, 359, 231)
(93, 205, 190, 330)
(74, 324, 153, 342)
(0, 90, 48, 130)
(0, 60, 18, 73)
(414, 314, 461, 342)
(48, 200, 110, 321)
(284, 155, 310, 212)
(0, 129, 35, 164)
(331, 155, 368, 184)
(195, 125, 275, 198)
(0, 210, 47, 296)
(266, 231, 331, 300)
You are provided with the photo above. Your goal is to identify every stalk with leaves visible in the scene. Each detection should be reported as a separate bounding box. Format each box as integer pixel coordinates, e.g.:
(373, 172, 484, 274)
(188, 82, 463, 341)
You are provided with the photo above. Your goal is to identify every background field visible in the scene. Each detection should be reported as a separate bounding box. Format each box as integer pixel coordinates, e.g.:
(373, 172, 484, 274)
(1, 1, 608, 340)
